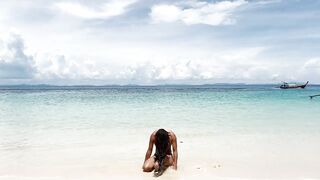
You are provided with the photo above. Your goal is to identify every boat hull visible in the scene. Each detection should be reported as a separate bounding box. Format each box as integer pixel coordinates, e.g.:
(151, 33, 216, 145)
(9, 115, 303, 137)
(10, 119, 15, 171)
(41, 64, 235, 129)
(280, 81, 309, 89)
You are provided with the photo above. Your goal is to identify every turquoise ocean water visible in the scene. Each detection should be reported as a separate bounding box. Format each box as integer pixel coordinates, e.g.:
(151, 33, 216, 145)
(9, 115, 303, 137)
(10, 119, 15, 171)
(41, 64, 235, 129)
(0, 85, 320, 179)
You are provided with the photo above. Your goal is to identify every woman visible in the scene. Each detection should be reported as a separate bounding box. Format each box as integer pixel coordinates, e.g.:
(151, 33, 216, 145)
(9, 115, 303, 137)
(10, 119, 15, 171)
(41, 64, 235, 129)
(142, 129, 178, 175)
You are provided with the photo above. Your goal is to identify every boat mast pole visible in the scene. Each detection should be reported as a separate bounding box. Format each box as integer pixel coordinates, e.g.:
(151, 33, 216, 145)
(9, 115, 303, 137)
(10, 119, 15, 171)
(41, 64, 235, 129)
(310, 94, 320, 99)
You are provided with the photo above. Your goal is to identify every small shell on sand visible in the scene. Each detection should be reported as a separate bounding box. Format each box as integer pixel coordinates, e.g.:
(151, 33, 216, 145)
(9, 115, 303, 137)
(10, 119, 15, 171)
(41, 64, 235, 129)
(212, 164, 221, 168)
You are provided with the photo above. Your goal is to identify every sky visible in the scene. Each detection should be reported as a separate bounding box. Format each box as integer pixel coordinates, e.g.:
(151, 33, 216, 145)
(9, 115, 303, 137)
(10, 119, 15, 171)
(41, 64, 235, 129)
(0, 0, 320, 85)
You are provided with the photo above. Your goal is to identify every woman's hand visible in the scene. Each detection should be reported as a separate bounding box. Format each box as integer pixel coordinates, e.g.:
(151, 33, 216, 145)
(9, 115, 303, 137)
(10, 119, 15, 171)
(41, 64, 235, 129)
(172, 164, 177, 170)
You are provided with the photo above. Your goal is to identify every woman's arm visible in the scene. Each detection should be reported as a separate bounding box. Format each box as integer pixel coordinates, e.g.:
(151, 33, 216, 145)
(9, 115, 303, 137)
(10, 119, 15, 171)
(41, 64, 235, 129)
(144, 134, 154, 162)
(171, 133, 178, 170)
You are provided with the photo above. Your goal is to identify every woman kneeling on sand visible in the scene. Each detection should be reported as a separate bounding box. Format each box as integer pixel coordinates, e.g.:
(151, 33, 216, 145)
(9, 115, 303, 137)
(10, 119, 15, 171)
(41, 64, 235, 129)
(142, 129, 178, 176)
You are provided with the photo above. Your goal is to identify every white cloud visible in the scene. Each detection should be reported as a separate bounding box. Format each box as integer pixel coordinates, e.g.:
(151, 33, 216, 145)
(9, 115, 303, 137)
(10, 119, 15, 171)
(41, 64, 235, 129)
(298, 58, 320, 82)
(55, 0, 136, 19)
(0, 32, 35, 79)
(0, 32, 282, 84)
(33, 53, 112, 80)
(31, 45, 277, 84)
(150, 5, 182, 23)
(302, 58, 320, 70)
(150, 0, 247, 26)
(117, 55, 278, 84)
(256, 0, 282, 5)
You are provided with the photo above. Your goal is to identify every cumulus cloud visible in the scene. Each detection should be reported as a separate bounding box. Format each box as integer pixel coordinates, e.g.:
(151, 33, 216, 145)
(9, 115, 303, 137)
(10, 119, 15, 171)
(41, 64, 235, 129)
(0, 32, 306, 85)
(33, 53, 113, 80)
(256, 0, 282, 5)
(298, 58, 320, 82)
(55, 0, 136, 19)
(150, 0, 247, 26)
(116, 56, 278, 84)
(77, 47, 275, 83)
(0, 32, 35, 79)
(302, 58, 320, 70)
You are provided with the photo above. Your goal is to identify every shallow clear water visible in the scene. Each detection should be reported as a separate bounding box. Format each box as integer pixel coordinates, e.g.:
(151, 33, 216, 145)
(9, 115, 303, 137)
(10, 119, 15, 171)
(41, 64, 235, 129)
(0, 85, 320, 179)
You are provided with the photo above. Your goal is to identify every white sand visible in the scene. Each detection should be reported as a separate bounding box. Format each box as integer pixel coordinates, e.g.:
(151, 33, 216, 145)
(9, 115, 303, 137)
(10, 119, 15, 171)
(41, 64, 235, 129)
(1, 132, 320, 180)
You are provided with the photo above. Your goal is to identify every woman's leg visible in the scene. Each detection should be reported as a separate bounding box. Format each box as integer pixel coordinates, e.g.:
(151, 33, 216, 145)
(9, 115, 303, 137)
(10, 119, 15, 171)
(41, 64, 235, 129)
(164, 155, 174, 167)
(143, 156, 156, 172)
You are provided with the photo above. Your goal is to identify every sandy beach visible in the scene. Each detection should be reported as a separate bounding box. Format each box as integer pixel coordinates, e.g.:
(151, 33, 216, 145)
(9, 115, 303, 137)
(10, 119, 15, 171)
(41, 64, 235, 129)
(1, 128, 320, 180)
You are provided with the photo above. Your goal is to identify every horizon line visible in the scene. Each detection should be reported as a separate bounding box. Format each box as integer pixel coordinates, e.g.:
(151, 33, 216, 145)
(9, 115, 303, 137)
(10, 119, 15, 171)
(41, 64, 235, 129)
(0, 83, 319, 87)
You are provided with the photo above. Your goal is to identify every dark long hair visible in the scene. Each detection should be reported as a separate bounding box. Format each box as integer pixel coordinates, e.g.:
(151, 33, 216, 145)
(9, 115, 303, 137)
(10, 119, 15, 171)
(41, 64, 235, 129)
(155, 129, 169, 171)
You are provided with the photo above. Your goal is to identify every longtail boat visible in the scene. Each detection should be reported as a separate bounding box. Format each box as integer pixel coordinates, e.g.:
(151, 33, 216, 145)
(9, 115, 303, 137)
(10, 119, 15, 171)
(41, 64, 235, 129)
(280, 81, 309, 89)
